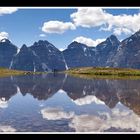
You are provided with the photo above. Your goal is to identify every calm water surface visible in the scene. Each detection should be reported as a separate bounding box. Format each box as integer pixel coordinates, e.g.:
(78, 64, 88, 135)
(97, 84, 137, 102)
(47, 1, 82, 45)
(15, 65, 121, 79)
(0, 73, 140, 132)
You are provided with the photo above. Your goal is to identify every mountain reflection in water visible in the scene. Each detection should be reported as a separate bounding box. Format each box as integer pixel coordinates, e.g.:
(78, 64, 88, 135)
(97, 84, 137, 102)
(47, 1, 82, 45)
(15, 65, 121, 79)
(0, 73, 140, 132)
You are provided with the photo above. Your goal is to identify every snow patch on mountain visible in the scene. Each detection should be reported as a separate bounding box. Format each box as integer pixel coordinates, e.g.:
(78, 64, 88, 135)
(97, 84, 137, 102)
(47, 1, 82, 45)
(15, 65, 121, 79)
(42, 63, 51, 71)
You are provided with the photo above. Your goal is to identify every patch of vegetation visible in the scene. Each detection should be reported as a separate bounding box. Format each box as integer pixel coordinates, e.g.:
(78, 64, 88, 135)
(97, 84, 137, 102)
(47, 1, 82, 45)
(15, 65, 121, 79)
(0, 67, 45, 78)
(65, 67, 140, 80)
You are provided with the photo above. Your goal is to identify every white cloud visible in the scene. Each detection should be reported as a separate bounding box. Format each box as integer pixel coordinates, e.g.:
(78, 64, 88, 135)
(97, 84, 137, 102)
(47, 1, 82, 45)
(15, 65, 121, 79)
(0, 32, 9, 41)
(113, 28, 132, 36)
(42, 21, 76, 34)
(73, 36, 105, 47)
(0, 125, 16, 132)
(59, 48, 65, 51)
(70, 8, 109, 27)
(69, 108, 140, 132)
(69, 115, 104, 132)
(41, 107, 75, 120)
(39, 34, 46, 37)
(71, 8, 140, 35)
(0, 8, 18, 15)
(71, 8, 111, 28)
(41, 106, 140, 132)
(0, 98, 8, 109)
(72, 95, 105, 106)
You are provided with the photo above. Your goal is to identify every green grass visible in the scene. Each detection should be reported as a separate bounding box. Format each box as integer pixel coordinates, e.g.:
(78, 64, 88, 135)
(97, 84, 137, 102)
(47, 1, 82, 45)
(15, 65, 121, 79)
(65, 67, 140, 80)
(2, 66, 140, 80)
(0, 67, 45, 78)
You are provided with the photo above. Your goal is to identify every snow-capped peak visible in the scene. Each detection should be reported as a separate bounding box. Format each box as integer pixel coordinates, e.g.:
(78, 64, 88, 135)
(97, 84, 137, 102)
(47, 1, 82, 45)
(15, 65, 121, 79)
(0, 38, 11, 43)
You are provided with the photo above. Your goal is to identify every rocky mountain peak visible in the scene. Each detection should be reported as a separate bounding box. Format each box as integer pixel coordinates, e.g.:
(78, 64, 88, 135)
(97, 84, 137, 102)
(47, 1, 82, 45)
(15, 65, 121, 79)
(67, 41, 88, 49)
(0, 39, 11, 44)
(121, 30, 140, 47)
(33, 40, 50, 46)
(106, 34, 120, 45)
(20, 44, 28, 51)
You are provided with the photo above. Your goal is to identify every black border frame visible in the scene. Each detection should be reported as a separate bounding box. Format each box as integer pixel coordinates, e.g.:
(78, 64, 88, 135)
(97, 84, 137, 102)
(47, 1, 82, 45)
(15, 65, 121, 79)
(0, 0, 140, 7)
(0, 0, 139, 136)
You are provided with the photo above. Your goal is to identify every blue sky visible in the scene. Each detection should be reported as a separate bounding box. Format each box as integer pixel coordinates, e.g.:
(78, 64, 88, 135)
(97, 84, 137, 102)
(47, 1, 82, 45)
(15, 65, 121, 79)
(0, 8, 140, 50)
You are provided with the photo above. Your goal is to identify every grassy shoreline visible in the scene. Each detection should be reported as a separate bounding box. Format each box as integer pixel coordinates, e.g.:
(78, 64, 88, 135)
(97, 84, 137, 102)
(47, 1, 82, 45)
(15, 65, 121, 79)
(65, 67, 140, 80)
(1, 67, 140, 80)
(0, 68, 45, 78)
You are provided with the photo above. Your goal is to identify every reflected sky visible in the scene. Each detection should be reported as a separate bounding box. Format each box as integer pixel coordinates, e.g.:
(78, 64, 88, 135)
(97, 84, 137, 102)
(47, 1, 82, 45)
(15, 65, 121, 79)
(0, 74, 140, 132)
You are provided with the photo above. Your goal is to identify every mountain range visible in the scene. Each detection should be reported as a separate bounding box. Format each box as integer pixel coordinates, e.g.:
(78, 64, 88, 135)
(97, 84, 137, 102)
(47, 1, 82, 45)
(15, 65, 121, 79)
(1, 30, 140, 72)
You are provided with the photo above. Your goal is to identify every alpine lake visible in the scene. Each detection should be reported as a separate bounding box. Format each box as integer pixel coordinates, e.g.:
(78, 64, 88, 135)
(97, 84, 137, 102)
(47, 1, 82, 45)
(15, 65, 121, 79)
(0, 73, 140, 133)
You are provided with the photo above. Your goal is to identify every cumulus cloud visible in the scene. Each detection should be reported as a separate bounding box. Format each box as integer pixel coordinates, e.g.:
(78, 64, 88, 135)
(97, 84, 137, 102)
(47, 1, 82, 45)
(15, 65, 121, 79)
(69, 108, 140, 132)
(71, 8, 140, 35)
(0, 98, 8, 109)
(69, 115, 104, 132)
(72, 95, 105, 106)
(113, 28, 132, 36)
(0, 125, 16, 132)
(73, 36, 105, 47)
(41, 106, 140, 132)
(71, 8, 111, 28)
(0, 32, 9, 41)
(0, 8, 18, 15)
(42, 21, 76, 34)
(41, 107, 75, 120)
